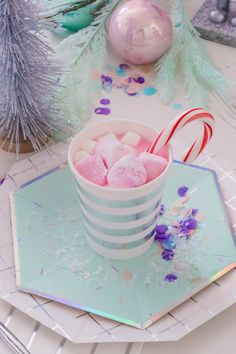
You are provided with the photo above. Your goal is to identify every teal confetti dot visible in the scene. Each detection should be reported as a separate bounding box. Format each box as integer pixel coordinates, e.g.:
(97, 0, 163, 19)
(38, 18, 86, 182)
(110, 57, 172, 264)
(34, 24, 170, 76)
(143, 87, 157, 96)
(172, 103, 183, 110)
(175, 22, 181, 28)
(116, 68, 126, 77)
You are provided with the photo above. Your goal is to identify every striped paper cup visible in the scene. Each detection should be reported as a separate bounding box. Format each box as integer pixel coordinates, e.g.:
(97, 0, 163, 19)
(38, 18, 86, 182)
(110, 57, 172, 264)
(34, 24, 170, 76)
(68, 120, 172, 260)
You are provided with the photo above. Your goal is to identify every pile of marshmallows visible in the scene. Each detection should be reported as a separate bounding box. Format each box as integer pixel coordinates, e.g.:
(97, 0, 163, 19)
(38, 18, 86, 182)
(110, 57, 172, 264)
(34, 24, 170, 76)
(74, 131, 168, 189)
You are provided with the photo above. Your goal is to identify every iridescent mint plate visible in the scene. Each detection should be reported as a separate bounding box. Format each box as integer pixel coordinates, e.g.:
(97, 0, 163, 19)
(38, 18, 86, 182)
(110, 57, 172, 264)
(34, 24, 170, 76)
(10, 162, 236, 329)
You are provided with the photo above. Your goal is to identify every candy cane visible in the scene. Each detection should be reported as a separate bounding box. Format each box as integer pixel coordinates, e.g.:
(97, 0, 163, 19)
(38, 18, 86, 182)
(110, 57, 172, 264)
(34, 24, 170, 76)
(147, 108, 215, 163)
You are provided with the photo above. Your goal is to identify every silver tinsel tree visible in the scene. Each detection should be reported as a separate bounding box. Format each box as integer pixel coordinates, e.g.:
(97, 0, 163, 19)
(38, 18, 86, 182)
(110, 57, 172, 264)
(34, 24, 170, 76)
(0, 0, 64, 153)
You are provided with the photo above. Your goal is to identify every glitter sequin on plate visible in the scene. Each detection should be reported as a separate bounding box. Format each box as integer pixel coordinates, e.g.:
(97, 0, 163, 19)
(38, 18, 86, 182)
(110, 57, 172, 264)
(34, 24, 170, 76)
(153, 185, 202, 283)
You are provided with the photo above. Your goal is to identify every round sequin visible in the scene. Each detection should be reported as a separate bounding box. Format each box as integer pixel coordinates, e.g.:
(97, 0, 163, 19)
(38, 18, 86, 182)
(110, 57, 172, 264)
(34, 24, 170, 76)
(143, 87, 157, 96)
(155, 233, 169, 241)
(191, 208, 198, 217)
(159, 204, 165, 216)
(165, 273, 178, 282)
(162, 235, 176, 250)
(101, 75, 112, 83)
(178, 186, 189, 197)
(101, 75, 113, 91)
(125, 87, 138, 96)
(116, 67, 126, 77)
(162, 249, 175, 261)
(100, 98, 111, 105)
(172, 102, 183, 110)
(133, 76, 145, 84)
(119, 63, 130, 70)
(156, 224, 168, 234)
(182, 218, 198, 230)
(94, 107, 111, 115)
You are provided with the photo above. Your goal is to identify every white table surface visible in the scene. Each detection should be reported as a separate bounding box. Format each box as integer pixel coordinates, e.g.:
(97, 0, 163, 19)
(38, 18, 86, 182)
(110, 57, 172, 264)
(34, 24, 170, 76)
(1, 0, 236, 353)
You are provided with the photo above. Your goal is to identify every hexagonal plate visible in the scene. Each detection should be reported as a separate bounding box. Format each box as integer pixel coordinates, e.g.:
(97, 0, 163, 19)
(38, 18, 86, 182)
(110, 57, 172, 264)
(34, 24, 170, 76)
(192, 0, 236, 48)
(10, 161, 236, 330)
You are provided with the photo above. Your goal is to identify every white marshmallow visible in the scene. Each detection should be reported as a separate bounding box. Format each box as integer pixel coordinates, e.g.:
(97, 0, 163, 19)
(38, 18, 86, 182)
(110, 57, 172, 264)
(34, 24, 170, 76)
(98, 133, 118, 142)
(120, 131, 141, 147)
(81, 139, 97, 154)
(74, 150, 90, 163)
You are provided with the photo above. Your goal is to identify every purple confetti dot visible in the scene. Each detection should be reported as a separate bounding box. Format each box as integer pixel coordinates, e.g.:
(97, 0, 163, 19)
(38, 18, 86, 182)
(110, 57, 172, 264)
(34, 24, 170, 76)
(101, 75, 112, 83)
(94, 107, 111, 115)
(119, 63, 130, 70)
(162, 250, 175, 261)
(125, 90, 137, 96)
(159, 204, 165, 216)
(165, 274, 178, 282)
(184, 218, 198, 230)
(180, 218, 198, 231)
(179, 226, 190, 236)
(191, 208, 198, 217)
(133, 76, 145, 84)
(100, 98, 111, 105)
(156, 224, 168, 234)
(178, 186, 189, 197)
(155, 233, 169, 241)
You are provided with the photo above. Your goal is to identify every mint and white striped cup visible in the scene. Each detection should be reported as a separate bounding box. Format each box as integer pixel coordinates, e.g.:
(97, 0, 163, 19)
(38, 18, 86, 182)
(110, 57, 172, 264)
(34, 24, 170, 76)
(68, 120, 172, 260)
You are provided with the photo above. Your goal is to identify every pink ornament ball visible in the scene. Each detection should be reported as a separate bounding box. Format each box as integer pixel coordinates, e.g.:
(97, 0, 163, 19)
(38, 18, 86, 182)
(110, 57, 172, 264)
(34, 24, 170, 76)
(108, 0, 172, 65)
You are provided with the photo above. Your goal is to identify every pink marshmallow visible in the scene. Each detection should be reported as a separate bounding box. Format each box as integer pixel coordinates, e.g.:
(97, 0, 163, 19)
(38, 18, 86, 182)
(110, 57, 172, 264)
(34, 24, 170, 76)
(107, 155, 147, 188)
(139, 152, 168, 182)
(157, 145, 169, 160)
(75, 155, 108, 186)
(135, 138, 151, 155)
(95, 140, 135, 168)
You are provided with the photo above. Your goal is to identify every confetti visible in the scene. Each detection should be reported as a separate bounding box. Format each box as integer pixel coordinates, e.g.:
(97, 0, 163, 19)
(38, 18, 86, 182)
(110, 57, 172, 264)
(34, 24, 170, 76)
(172, 102, 183, 110)
(119, 63, 130, 70)
(143, 87, 157, 96)
(162, 249, 175, 261)
(97, 64, 155, 97)
(155, 233, 169, 241)
(133, 76, 145, 84)
(156, 224, 168, 234)
(100, 98, 111, 105)
(178, 186, 189, 197)
(94, 107, 111, 115)
(165, 274, 178, 283)
(162, 235, 176, 250)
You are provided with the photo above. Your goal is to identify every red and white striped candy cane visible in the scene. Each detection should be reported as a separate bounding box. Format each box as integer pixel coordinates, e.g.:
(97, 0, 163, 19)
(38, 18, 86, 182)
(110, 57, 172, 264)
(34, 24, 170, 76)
(147, 108, 215, 163)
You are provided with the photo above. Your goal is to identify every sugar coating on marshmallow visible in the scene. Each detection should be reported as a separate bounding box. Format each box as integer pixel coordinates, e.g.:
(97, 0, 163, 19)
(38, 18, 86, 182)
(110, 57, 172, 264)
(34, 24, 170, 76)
(95, 140, 135, 168)
(121, 131, 141, 147)
(107, 155, 147, 188)
(81, 139, 97, 154)
(98, 133, 118, 142)
(136, 138, 150, 155)
(74, 150, 90, 163)
(139, 152, 168, 182)
(75, 155, 108, 186)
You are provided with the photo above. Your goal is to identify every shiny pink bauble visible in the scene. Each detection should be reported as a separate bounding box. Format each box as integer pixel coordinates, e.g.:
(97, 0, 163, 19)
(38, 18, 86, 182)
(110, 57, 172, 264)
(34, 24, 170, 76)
(108, 0, 172, 65)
